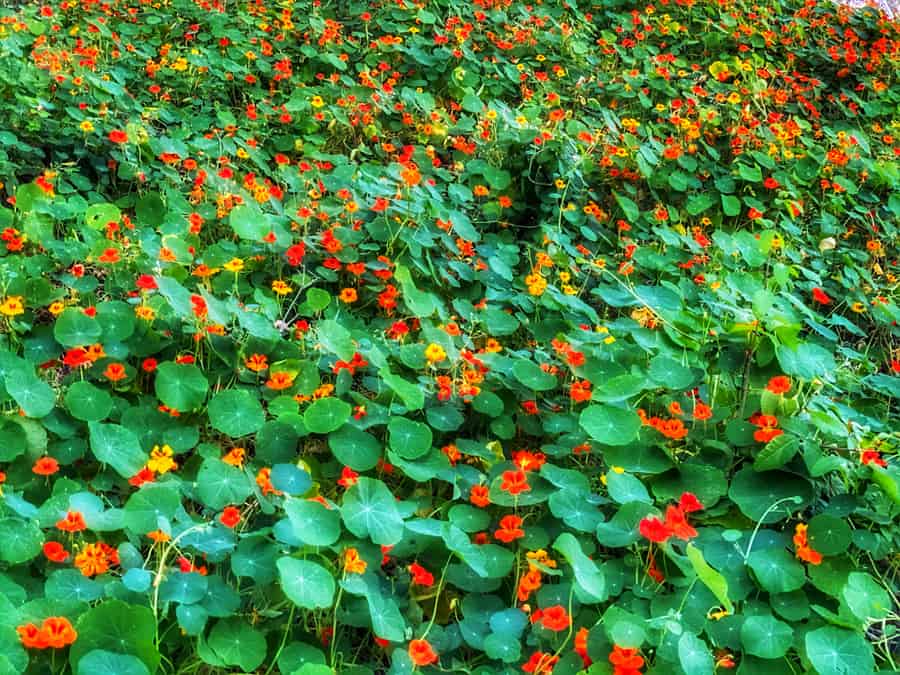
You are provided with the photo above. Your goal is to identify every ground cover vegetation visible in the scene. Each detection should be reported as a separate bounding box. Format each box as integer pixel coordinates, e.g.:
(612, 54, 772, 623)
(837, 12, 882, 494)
(0, 0, 898, 673)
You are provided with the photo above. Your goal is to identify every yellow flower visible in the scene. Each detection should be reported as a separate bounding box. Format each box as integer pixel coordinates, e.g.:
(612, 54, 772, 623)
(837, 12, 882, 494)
(344, 548, 367, 575)
(80, 120, 94, 133)
(0, 296, 25, 317)
(135, 305, 156, 321)
(48, 301, 65, 316)
(147, 444, 177, 474)
(271, 280, 293, 296)
(223, 258, 244, 273)
(310, 96, 325, 108)
(424, 343, 447, 364)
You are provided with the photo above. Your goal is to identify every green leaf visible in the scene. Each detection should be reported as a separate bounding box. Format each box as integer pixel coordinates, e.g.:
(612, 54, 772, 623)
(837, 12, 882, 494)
(328, 427, 381, 471)
(135, 192, 166, 227)
(208, 389, 265, 437)
(738, 163, 763, 182)
(805, 626, 874, 675)
(196, 458, 252, 510)
(512, 360, 557, 391)
(159, 572, 208, 605)
(229, 204, 270, 240)
(84, 203, 122, 230)
(841, 572, 891, 622)
(65, 381, 113, 422)
(553, 533, 606, 602)
(387, 417, 432, 460)
(379, 369, 425, 411)
(754, 435, 800, 472)
(748, 549, 806, 593)
(277, 558, 335, 609)
(722, 194, 741, 216)
(69, 601, 160, 674)
(807, 514, 851, 556)
(0, 518, 43, 564)
(686, 544, 733, 615)
(648, 355, 694, 389)
(5, 371, 55, 418)
(740, 614, 793, 658)
(285, 497, 340, 546)
(580, 405, 641, 446)
(613, 191, 640, 222)
(678, 632, 713, 675)
(77, 650, 149, 675)
(304, 397, 351, 434)
(46, 569, 104, 602)
(54, 308, 102, 347)
(341, 477, 404, 545)
(155, 362, 208, 412)
(207, 619, 267, 672)
(728, 468, 811, 523)
(686, 193, 715, 216)
(89, 422, 147, 477)
(123, 484, 180, 534)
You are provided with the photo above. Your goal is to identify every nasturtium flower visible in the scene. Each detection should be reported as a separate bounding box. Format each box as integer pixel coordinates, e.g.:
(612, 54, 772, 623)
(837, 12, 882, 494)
(766, 375, 792, 394)
(0, 296, 25, 316)
(408, 639, 438, 667)
(266, 372, 295, 390)
(74, 542, 112, 577)
(219, 506, 241, 528)
(424, 343, 447, 364)
(42, 542, 69, 563)
(56, 511, 87, 533)
(500, 469, 530, 495)
(793, 523, 823, 565)
(538, 605, 570, 631)
(344, 548, 367, 575)
(147, 444, 177, 474)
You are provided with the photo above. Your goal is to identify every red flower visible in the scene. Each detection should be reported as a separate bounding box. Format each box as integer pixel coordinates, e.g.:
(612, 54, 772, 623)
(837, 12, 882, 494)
(763, 177, 780, 189)
(766, 375, 791, 394)
(539, 605, 570, 632)
(812, 287, 832, 305)
(136, 274, 158, 290)
(522, 651, 559, 674)
(32, 456, 59, 476)
(500, 469, 530, 496)
(108, 130, 128, 143)
(609, 645, 644, 675)
(337, 466, 359, 489)
(128, 467, 155, 487)
(43, 541, 69, 563)
(494, 514, 524, 543)
(679, 492, 704, 513)
(470, 484, 490, 507)
(103, 362, 127, 382)
(861, 449, 887, 468)
(142, 358, 158, 372)
(408, 639, 438, 667)
(285, 242, 306, 266)
(638, 516, 671, 543)
(409, 562, 434, 587)
(219, 506, 241, 528)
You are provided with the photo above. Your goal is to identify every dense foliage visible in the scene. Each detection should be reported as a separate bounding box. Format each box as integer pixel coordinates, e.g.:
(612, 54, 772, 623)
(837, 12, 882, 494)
(0, 0, 898, 673)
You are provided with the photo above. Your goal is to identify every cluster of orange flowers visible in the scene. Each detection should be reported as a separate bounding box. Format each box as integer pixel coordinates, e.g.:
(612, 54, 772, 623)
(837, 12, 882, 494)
(17, 617, 77, 650)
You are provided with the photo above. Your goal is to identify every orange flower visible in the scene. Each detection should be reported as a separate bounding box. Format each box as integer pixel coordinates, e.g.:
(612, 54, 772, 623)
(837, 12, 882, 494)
(692, 402, 713, 421)
(244, 353, 269, 372)
(56, 510, 87, 533)
(793, 523, 823, 565)
(401, 166, 421, 187)
(539, 605, 570, 631)
(222, 447, 246, 467)
(408, 638, 438, 667)
(339, 287, 358, 303)
(75, 542, 111, 577)
(108, 129, 128, 143)
(499, 469, 530, 495)
(103, 362, 127, 382)
(41, 617, 77, 648)
(766, 375, 791, 394)
(569, 380, 592, 402)
(17, 623, 49, 650)
(469, 484, 490, 507)
(220, 506, 241, 528)
(266, 371, 295, 390)
(517, 568, 543, 601)
(256, 467, 282, 496)
(609, 645, 644, 674)
(32, 456, 59, 476)
(494, 514, 524, 543)
(344, 547, 367, 575)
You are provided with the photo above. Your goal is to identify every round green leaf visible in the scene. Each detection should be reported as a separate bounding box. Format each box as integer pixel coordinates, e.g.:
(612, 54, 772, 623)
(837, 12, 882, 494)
(341, 477, 404, 545)
(512, 360, 557, 391)
(208, 389, 265, 437)
(387, 417, 432, 459)
(728, 468, 811, 523)
(6, 370, 56, 418)
(303, 397, 351, 434)
(77, 650, 149, 675)
(841, 572, 891, 621)
(753, 435, 800, 472)
(46, 569, 104, 602)
(89, 422, 147, 478)
(54, 308, 102, 347)
(124, 484, 181, 534)
(285, 497, 340, 546)
(155, 362, 208, 412)
(805, 626, 874, 675)
(579, 404, 641, 446)
(196, 458, 252, 510)
(160, 572, 208, 605)
(84, 203, 122, 230)
(65, 381, 113, 422)
(277, 558, 335, 609)
(328, 426, 381, 471)
(807, 514, 851, 556)
(0, 518, 44, 564)
(207, 618, 267, 672)
(0, 420, 28, 461)
(747, 549, 806, 593)
(69, 601, 160, 673)
(740, 615, 793, 658)
(648, 355, 695, 389)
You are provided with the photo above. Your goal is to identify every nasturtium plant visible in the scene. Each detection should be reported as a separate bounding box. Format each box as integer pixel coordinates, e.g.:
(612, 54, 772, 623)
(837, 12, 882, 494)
(0, 0, 898, 673)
